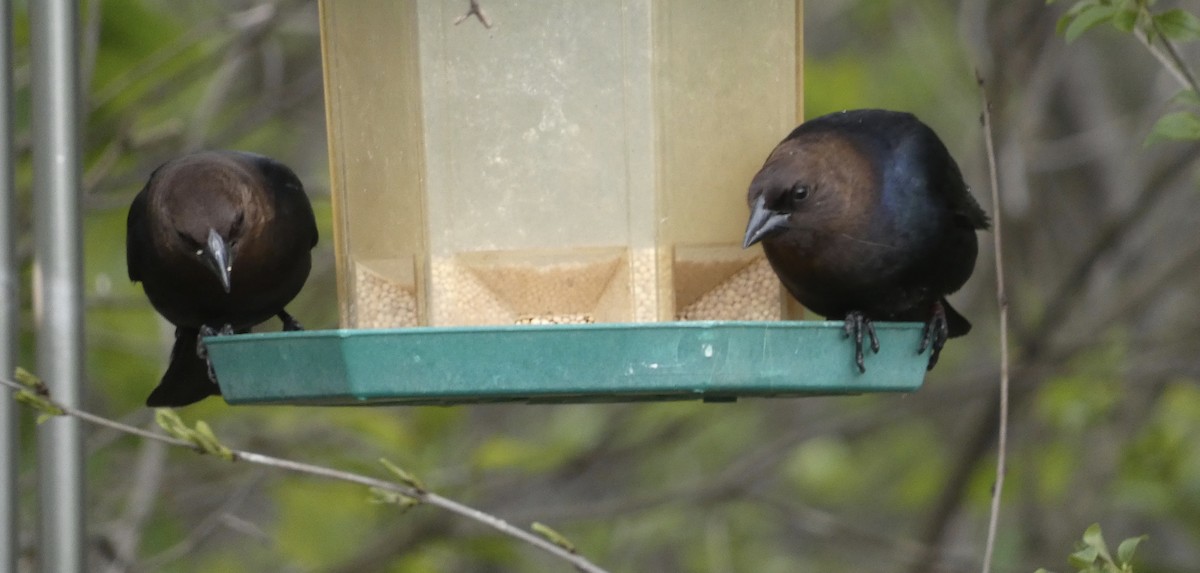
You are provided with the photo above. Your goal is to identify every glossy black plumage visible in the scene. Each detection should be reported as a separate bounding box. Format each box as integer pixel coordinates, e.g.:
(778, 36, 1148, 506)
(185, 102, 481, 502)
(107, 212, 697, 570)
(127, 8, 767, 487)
(127, 150, 318, 406)
(743, 109, 989, 371)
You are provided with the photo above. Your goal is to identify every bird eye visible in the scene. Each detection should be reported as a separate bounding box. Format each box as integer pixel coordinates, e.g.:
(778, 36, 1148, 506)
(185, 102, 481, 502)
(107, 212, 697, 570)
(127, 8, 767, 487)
(195, 249, 203, 257)
(791, 184, 811, 202)
(177, 230, 201, 250)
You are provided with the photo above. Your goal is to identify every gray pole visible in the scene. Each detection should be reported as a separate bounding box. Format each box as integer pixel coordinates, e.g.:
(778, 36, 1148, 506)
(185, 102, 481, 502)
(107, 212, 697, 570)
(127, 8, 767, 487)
(30, 0, 87, 571)
(0, 1, 20, 571)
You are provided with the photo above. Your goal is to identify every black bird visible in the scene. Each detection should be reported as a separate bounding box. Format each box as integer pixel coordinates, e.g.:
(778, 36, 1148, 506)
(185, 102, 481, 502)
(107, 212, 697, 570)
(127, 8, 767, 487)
(127, 150, 318, 406)
(743, 109, 988, 372)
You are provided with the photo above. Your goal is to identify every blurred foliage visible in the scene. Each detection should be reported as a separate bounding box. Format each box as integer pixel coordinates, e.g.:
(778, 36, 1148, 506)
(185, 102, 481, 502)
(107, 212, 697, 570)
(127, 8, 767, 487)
(1035, 523, 1146, 573)
(6, 0, 1200, 572)
(1051, 0, 1200, 145)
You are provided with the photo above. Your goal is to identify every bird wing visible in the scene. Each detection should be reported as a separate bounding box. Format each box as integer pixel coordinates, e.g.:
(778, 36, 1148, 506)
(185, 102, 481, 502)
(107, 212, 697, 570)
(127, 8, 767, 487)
(126, 185, 150, 282)
(274, 172, 316, 250)
(272, 169, 319, 249)
(244, 152, 319, 248)
(943, 160, 990, 231)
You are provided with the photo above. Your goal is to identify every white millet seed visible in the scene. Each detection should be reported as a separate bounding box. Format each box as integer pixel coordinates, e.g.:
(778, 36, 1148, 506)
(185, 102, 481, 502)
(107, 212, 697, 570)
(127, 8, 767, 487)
(677, 257, 781, 321)
(353, 264, 419, 328)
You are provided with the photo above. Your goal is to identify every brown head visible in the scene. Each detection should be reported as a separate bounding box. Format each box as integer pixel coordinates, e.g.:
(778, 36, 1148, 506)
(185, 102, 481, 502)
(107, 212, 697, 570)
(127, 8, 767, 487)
(146, 151, 269, 293)
(742, 131, 879, 250)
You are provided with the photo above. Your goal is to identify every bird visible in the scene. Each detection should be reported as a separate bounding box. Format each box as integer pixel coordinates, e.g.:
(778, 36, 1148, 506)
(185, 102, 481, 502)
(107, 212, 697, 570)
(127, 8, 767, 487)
(126, 150, 318, 407)
(742, 109, 989, 372)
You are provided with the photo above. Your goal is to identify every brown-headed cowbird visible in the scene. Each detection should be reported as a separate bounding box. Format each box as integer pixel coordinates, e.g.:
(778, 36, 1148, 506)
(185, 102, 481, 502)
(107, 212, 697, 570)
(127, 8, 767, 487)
(743, 109, 989, 372)
(126, 150, 318, 406)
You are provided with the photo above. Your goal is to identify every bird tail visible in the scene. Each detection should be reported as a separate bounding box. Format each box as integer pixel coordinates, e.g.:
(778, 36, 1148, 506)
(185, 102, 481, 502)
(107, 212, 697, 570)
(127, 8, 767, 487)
(146, 327, 222, 407)
(942, 298, 972, 338)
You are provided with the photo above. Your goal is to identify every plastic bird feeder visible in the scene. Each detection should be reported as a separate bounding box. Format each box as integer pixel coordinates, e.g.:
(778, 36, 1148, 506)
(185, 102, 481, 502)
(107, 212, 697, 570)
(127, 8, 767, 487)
(210, 0, 932, 404)
(209, 322, 927, 405)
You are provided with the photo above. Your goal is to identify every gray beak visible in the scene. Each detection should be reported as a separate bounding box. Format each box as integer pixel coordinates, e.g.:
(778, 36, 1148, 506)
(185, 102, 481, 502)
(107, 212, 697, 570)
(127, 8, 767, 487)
(742, 195, 790, 248)
(204, 228, 233, 293)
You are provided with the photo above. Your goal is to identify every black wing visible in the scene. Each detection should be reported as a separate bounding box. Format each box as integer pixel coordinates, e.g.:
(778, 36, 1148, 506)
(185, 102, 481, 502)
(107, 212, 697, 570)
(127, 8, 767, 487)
(126, 185, 150, 282)
(239, 151, 319, 248)
(941, 153, 990, 231)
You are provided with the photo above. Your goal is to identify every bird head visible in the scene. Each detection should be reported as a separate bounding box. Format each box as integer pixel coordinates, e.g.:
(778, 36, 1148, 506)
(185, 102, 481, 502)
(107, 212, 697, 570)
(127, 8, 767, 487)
(743, 132, 876, 249)
(175, 211, 245, 294)
(742, 179, 814, 248)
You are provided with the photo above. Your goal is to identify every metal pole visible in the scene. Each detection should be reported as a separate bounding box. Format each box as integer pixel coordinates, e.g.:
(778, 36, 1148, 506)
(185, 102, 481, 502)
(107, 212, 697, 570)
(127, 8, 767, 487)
(0, 1, 20, 570)
(30, 0, 86, 570)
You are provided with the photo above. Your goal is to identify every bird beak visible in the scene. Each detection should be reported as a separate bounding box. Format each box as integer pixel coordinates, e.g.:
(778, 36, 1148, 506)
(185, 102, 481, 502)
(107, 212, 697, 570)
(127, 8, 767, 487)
(743, 195, 790, 248)
(204, 228, 233, 293)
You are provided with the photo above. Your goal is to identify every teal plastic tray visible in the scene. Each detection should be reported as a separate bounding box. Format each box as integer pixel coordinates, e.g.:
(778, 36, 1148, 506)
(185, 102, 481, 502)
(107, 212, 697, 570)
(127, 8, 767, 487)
(205, 321, 929, 406)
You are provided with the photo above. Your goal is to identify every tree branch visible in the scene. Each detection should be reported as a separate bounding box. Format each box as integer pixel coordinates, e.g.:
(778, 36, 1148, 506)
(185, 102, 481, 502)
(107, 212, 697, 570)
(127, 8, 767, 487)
(0, 375, 609, 573)
(1135, 20, 1200, 95)
(976, 72, 1010, 573)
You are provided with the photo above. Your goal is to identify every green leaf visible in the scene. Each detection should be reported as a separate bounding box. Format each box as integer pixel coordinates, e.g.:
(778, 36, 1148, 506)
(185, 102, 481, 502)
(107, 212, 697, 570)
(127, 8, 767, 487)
(379, 457, 426, 492)
(367, 487, 420, 512)
(1070, 545, 1100, 568)
(531, 522, 576, 553)
(155, 409, 234, 460)
(1057, 1, 1103, 36)
(1064, 4, 1119, 42)
(1111, 6, 1139, 32)
(1033, 569, 1057, 573)
(154, 408, 189, 440)
(1171, 89, 1200, 106)
(1082, 523, 1115, 563)
(1145, 111, 1200, 146)
(193, 420, 234, 461)
(1153, 9, 1200, 41)
(14, 367, 44, 390)
(1116, 535, 1147, 565)
(1056, 1, 1098, 33)
(13, 390, 65, 421)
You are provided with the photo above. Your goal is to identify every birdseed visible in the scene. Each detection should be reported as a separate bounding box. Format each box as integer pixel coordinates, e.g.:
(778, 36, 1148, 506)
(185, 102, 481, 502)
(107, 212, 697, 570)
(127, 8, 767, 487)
(676, 256, 781, 321)
(353, 263, 419, 328)
(351, 249, 782, 327)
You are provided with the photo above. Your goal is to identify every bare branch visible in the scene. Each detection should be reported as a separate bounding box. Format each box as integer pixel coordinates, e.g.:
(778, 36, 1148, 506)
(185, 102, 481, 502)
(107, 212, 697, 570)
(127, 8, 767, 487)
(1135, 24, 1200, 96)
(0, 375, 609, 573)
(976, 71, 1010, 573)
(98, 436, 167, 573)
(141, 472, 266, 570)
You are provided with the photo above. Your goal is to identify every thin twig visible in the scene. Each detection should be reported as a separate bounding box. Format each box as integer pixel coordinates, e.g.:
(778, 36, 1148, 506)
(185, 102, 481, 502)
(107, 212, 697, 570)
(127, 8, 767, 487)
(454, 0, 493, 29)
(976, 71, 1010, 573)
(99, 436, 167, 573)
(0, 376, 609, 573)
(141, 471, 266, 570)
(1136, 14, 1200, 96)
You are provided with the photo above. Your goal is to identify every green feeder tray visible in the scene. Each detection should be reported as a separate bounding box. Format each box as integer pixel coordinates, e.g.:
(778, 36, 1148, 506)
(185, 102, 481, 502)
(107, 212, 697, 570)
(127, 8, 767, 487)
(206, 321, 929, 406)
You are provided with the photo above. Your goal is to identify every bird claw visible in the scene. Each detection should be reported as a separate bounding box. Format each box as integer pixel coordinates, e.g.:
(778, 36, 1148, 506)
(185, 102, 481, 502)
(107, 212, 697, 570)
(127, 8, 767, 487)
(919, 301, 950, 370)
(843, 311, 879, 373)
(196, 324, 234, 386)
(279, 310, 304, 332)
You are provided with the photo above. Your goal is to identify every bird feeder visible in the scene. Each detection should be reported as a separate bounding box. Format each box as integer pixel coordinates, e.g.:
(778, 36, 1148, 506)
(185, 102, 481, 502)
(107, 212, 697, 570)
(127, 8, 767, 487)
(207, 0, 932, 404)
(322, 0, 803, 328)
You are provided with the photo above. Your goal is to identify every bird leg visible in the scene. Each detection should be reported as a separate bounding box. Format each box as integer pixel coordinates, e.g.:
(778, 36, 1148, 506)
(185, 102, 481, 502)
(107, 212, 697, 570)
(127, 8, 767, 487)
(918, 301, 950, 371)
(278, 310, 304, 332)
(196, 324, 235, 385)
(842, 311, 880, 373)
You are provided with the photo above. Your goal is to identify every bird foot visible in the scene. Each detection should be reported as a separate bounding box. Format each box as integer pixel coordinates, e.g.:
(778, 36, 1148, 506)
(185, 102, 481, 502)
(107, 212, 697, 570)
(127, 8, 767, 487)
(196, 324, 234, 385)
(279, 310, 304, 332)
(843, 311, 880, 373)
(918, 301, 950, 371)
